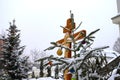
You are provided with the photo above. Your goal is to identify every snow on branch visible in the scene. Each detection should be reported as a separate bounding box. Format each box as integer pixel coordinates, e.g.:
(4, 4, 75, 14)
(76, 46, 109, 71)
(35, 55, 53, 62)
(50, 57, 69, 65)
(73, 21, 82, 32)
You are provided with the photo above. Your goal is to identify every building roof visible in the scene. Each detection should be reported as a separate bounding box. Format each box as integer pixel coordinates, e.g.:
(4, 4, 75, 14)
(111, 13, 120, 24)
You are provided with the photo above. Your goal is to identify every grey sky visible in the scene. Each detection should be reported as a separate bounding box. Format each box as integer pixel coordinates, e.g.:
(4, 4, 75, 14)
(0, 0, 119, 56)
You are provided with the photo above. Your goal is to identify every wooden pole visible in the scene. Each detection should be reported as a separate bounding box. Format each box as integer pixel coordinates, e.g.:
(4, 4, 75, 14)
(63, 18, 73, 80)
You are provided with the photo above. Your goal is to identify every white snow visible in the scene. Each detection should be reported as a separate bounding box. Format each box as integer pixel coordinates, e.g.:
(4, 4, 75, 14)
(23, 77, 63, 80)
(108, 69, 120, 80)
(108, 74, 120, 80)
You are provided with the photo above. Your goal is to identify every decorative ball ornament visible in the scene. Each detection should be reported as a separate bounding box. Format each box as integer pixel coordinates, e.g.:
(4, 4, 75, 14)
(48, 61, 52, 66)
(82, 40, 86, 44)
(70, 68, 75, 73)
(57, 48, 63, 56)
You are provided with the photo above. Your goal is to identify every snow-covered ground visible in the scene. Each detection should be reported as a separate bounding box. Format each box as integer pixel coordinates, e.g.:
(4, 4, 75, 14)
(23, 77, 63, 80)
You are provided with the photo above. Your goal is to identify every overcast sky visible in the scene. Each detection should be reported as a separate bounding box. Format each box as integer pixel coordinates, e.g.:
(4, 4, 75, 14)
(0, 0, 119, 56)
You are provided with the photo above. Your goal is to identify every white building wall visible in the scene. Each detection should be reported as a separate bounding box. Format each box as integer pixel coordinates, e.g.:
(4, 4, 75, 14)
(117, 0, 120, 35)
(117, 0, 120, 13)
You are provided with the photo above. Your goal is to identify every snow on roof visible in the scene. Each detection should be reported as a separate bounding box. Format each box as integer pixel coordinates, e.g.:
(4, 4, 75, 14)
(111, 13, 120, 20)
(111, 13, 120, 24)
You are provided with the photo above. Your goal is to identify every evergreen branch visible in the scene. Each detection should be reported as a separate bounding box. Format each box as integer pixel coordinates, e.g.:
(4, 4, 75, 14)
(60, 26, 70, 31)
(47, 42, 74, 51)
(45, 29, 99, 52)
(35, 55, 53, 62)
(56, 44, 73, 51)
(50, 42, 58, 46)
(75, 29, 100, 52)
(44, 46, 55, 51)
(89, 36, 95, 39)
(51, 57, 69, 65)
(75, 58, 83, 62)
(73, 21, 82, 32)
(18, 46, 25, 50)
(76, 46, 109, 71)
(52, 63, 63, 66)
(59, 64, 66, 71)
(93, 46, 109, 50)
(63, 62, 73, 72)
(88, 29, 100, 37)
(84, 43, 93, 49)
(45, 29, 100, 54)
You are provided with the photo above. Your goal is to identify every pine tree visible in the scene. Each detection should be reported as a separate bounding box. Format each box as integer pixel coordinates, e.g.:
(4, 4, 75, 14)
(1, 20, 28, 80)
(44, 12, 113, 80)
(45, 29, 109, 79)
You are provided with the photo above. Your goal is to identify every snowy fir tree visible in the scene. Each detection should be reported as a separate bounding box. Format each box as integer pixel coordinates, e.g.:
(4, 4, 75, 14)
(0, 20, 29, 80)
(43, 12, 116, 80)
(44, 29, 110, 80)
